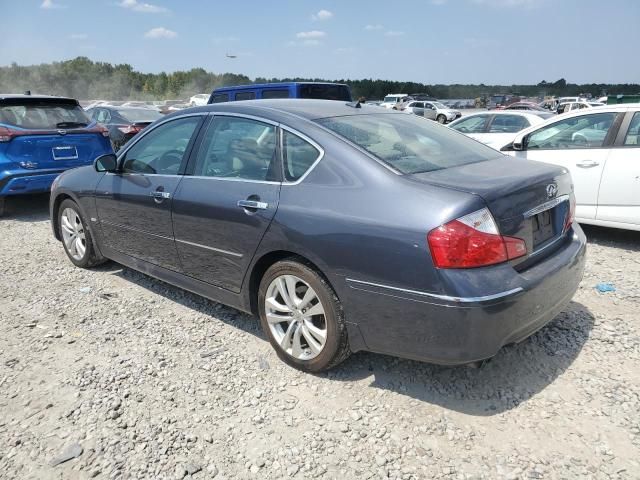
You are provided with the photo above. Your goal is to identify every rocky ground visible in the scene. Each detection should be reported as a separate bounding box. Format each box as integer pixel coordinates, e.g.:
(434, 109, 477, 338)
(0, 194, 638, 480)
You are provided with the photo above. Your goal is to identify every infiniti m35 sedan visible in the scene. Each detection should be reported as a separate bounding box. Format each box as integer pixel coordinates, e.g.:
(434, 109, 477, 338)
(50, 100, 586, 372)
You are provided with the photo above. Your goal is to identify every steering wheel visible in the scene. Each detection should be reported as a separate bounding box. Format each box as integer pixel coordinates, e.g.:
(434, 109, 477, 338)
(157, 149, 184, 173)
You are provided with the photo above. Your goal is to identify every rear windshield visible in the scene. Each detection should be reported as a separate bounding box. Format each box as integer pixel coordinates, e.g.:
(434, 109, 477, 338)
(300, 84, 351, 102)
(116, 108, 163, 123)
(0, 101, 90, 129)
(316, 113, 500, 174)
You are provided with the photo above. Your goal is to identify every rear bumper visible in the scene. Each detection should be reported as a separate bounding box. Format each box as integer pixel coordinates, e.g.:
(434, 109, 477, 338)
(343, 226, 587, 365)
(0, 169, 66, 196)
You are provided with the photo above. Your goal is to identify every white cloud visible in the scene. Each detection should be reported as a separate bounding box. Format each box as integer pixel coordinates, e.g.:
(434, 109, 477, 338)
(365, 24, 384, 30)
(312, 9, 333, 21)
(384, 30, 405, 37)
(69, 33, 88, 40)
(119, 0, 168, 13)
(41, 0, 65, 9)
(296, 30, 326, 39)
(144, 27, 177, 39)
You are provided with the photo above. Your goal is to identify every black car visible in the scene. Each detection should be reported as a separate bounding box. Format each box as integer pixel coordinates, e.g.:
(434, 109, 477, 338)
(85, 106, 163, 151)
(50, 99, 586, 372)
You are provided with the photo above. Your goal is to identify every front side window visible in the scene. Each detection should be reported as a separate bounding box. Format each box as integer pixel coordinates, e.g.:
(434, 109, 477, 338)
(193, 116, 278, 181)
(527, 112, 617, 150)
(210, 94, 229, 103)
(282, 131, 321, 181)
(235, 91, 256, 101)
(488, 115, 529, 133)
(120, 117, 201, 174)
(317, 113, 499, 174)
(450, 115, 489, 134)
(624, 112, 640, 146)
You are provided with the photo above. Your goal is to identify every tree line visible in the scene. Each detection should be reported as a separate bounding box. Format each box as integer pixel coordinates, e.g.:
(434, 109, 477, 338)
(1, 57, 639, 101)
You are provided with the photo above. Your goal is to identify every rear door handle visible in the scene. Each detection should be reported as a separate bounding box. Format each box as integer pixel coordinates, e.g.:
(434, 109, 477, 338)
(576, 160, 599, 168)
(237, 199, 268, 210)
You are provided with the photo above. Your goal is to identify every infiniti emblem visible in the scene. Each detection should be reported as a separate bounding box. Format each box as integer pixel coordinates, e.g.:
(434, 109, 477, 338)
(57, 129, 67, 135)
(546, 183, 558, 198)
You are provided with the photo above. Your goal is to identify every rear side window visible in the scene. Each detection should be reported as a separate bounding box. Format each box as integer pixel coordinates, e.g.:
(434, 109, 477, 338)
(317, 113, 499, 174)
(300, 84, 351, 101)
(262, 89, 290, 99)
(235, 91, 256, 101)
(0, 101, 90, 129)
(488, 115, 529, 133)
(210, 94, 229, 103)
(623, 112, 640, 146)
(282, 131, 321, 181)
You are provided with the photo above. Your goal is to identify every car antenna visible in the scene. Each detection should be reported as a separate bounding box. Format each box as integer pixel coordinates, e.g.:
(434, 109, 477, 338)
(346, 101, 361, 109)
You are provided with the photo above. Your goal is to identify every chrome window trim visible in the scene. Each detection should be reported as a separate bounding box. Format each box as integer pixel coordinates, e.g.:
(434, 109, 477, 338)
(174, 238, 243, 258)
(116, 112, 207, 162)
(279, 124, 325, 186)
(185, 175, 280, 185)
(523, 194, 570, 218)
(346, 278, 523, 303)
(208, 111, 279, 126)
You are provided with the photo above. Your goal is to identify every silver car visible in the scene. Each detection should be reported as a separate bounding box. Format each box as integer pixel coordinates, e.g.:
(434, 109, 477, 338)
(405, 101, 461, 124)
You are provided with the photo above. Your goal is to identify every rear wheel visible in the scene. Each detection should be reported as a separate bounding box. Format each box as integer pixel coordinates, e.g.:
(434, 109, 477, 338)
(258, 260, 350, 372)
(58, 199, 105, 268)
(437, 114, 447, 124)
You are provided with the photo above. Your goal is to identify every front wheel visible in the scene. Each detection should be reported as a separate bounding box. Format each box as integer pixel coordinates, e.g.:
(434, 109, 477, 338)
(258, 260, 350, 372)
(58, 199, 106, 268)
(437, 114, 447, 124)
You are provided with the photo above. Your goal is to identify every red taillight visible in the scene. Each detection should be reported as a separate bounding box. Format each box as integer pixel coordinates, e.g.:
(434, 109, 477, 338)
(117, 125, 143, 135)
(563, 195, 576, 232)
(427, 208, 526, 269)
(0, 126, 19, 142)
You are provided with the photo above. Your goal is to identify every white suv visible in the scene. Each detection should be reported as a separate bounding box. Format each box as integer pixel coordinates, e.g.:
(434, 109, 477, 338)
(381, 94, 411, 109)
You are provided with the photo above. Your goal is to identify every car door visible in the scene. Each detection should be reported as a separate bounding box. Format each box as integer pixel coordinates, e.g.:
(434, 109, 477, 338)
(423, 103, 437, 120)
(411, 102, 425, 117)
(171, 115, 281, 292)
(513, 111, 621, 219)
(95, 115, 204, 270)
(596, 110, 640, 226)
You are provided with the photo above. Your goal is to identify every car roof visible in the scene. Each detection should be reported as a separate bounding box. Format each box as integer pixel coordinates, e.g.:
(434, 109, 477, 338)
(169, 99, 404, 121)
(213, 82, 348, 92)
(0, 94, 79, 104)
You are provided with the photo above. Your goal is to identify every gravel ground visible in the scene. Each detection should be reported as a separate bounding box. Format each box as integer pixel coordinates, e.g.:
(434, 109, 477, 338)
(1, 194, 639, 480)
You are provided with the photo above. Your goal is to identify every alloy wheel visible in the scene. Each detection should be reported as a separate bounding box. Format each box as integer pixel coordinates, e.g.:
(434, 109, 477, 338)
(264, 274, 327, 360)
(60, 208, 87, 261)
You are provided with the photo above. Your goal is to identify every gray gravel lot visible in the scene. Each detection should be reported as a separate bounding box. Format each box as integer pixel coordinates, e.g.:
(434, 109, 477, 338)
(0, 194, 639, 480)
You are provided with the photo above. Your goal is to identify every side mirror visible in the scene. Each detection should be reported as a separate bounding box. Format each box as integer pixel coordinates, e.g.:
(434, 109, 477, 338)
(94, 153, 118, 173)
(512, 134, 526, 151)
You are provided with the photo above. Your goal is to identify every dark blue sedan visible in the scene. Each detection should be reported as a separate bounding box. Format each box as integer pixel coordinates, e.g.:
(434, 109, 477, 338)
(0, 94, 113, 216)
(50, 99, 587, 372)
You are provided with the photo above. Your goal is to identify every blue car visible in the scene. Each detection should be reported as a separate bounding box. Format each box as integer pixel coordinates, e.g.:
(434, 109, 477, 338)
(209, 82, 352, 104)
(50, 100, 586, 372)
(0, 94, 113, 216)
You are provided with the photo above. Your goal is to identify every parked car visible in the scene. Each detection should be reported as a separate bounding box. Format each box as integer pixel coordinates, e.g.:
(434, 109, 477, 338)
(209, 82, 352, 104)
(0, 94, 112, 216)
(448, 111, 549, 149)
(405, 100, 461, 124)
(381, 93, 411, 109)
(557, 101, 605, 114)
(50, 99, 586, 372)
(501, 103, 640, 231)
(189, 94, 210, 107)
(85, 106, 163, 151)
(488, 94, 520, 110)
(504, 102, 549, 112)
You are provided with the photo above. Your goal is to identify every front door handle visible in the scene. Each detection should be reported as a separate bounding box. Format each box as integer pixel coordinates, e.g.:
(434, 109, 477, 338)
(576, 160, 599, 168)
(237, 199, 268, 210)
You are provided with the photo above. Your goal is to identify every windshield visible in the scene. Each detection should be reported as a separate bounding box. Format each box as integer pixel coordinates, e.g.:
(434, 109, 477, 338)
(316, 113, 499, 174)
(383, 96, 399, 103)
(0, 101, 90, 129)
(116, 108, 163, 123)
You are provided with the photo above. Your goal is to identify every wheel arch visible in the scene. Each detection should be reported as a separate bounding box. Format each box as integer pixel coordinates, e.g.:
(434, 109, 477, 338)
(51, 192, 75, 241)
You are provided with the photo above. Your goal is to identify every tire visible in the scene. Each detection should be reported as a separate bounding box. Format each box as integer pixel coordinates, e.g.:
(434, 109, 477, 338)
(58, 199, 106, 268)
(258, 260, 350, 372)
(437, 114, 447, 124)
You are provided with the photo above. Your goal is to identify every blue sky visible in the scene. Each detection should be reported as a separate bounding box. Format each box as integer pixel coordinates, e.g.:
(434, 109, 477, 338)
(1, 0, 639, 84)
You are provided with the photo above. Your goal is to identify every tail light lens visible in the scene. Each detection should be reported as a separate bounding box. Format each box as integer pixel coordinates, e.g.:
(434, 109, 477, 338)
(563, 195, 576, 232)
(117, 125, 143, 135)
(0, 126, 19, 142)
(427, 208, 527, 269)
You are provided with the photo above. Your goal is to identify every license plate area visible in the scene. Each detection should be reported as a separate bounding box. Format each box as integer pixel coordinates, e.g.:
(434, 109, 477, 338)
(52, 146, 78, 160)
(532, 208, 555, 247)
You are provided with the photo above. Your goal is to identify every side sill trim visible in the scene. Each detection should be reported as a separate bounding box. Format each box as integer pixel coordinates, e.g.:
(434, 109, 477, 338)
(345, 278, 523, 303)
(174, 238, 243, 258)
